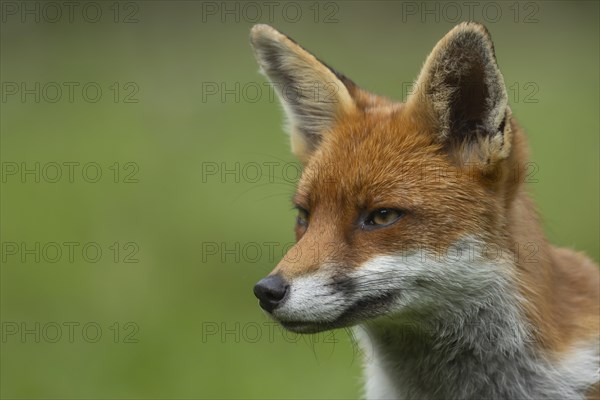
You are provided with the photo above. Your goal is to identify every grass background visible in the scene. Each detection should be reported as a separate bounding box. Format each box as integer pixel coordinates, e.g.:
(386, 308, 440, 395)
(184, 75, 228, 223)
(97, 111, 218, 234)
(1, 1, 598, 399)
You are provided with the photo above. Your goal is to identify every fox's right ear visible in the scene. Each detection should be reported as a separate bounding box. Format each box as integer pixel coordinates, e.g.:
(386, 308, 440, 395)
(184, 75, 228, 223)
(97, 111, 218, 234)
(250, 24, 356, 163)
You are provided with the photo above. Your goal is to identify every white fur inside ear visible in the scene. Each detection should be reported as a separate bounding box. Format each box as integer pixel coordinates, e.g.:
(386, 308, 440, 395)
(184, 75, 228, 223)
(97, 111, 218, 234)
(408, 22, 510, 163)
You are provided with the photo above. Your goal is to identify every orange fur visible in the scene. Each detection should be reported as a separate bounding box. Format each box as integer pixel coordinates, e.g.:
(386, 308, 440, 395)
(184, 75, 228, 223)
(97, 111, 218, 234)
(273, 86, 599, 357)
(251, 22, 599, 396)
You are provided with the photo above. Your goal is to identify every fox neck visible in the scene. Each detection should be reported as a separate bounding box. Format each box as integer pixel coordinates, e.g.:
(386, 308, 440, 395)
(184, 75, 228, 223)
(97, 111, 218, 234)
(355, 246, 574, 400)
(357, 304, 593, 399)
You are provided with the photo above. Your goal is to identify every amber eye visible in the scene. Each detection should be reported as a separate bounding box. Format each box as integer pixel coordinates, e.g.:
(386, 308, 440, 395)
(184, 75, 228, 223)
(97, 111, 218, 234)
(296, 208, 309, 227)
(364, 208, 403, 228)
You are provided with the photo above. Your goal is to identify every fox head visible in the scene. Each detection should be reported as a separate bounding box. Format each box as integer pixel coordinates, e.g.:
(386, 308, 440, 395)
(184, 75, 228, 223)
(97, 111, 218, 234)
(251, 23, 527, 333)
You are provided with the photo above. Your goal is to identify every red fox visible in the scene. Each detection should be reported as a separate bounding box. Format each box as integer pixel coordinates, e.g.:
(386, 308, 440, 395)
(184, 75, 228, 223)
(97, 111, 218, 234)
(250, 22, 599, 399)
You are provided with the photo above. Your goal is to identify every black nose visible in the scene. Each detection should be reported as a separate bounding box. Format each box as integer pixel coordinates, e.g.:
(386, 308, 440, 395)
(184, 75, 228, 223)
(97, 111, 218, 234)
(253, 275, 289, 313)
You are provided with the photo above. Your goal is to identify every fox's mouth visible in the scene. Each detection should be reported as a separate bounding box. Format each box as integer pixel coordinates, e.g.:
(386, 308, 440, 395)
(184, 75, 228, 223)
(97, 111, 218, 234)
(278, 320, 333, 334)
(254, 272, 403, 333)
(277, 316, 356, 334)
(270, 292, 400, 334)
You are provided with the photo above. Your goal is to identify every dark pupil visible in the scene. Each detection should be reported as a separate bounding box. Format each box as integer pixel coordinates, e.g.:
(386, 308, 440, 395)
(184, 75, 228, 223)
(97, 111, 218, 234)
(377, 209, 391, 220)
(297, 211, 307, 225)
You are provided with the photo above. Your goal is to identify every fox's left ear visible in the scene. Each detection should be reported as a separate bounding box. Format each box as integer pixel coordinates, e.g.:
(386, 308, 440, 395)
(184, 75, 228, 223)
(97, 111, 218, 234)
(250, 24, 357, 164)
(407, 22, 511, 167)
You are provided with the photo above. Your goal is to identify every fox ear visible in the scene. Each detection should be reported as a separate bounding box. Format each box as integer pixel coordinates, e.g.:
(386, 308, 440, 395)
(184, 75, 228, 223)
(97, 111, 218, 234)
(250, 24, 356, 163)
(407, 22, 511, 167)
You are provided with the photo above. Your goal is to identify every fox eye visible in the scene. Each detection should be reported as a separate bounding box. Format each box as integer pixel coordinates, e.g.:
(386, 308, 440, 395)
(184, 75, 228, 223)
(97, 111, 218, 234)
(364, 208, 403, 228)
(296, 208, 309, 227)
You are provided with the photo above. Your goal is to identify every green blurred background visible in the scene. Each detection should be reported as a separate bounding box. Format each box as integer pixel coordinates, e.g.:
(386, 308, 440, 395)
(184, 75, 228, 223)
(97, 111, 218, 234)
(1, 1, 598, 398)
